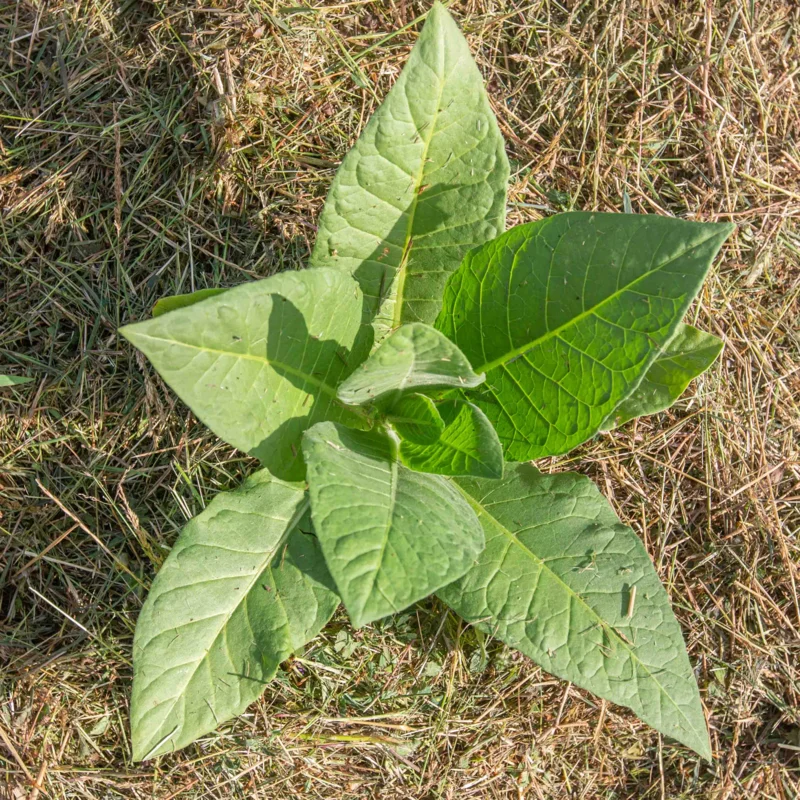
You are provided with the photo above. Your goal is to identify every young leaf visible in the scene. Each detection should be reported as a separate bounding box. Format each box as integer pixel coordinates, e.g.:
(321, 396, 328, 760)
(436, 212, 734, 460)
(399, 399, 502, 478)
(152, 288, 227, 317)
(310, 2, 509, 342)
(337, 322, 483, 406)
(131, 470, 338, 760)
(303, 421, 484, 628)
(0, 374, 33, 386)
(120, 268, 367, 480)
(602, 324, 723, 429)
(438, 463, 711, 759)
(387, 393, 445, 444)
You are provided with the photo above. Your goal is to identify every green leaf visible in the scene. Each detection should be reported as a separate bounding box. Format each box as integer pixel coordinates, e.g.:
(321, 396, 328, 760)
(303, 421, 484, 628)
(131, 470, 338, 760)
(603, 324, 723, 429)
(438, 463, 711, 759)
(399, 399, 503, 478)
(337, 322, 483, 406)
(0, 374, 33, 386)
(152, 288, 228, 317)
(387, 393, 445, 444)
(436, 212, 734, 460)
(310, 2, 508, 342)
(120, 268, 368, 480)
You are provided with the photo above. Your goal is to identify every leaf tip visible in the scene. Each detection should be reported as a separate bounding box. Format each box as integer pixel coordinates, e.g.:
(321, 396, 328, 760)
(131, 725, 176, 762)
(706, 219, 735, 245)
(424, 0, 459, 35)
(342, 597, 375, 630)
(685, 726, 713, 762)
(487, 462, 504, 480)
(118, 323, 137, 344)
(699, 739, 713, 762)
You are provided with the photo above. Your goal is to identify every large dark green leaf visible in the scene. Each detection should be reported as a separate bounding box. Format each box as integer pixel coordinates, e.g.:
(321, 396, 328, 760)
(131, 470, 338, 760)
(603, 323, 723, 429)
(436, 212, 733, 460)
(438, 463, 711, 759)
(120, 268, 367, 480)
(337, 323, 483, 406)
(399, 399, 502, 478)
(303, 421, 483, 628)
(310, 2, 508, 342)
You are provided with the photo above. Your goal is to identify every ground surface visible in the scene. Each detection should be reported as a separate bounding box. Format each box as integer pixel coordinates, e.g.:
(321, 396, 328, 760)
(1, 1, 799, 797)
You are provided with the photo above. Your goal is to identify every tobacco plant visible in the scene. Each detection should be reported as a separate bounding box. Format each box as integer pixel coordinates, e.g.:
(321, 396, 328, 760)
(122, 3, 732, 762)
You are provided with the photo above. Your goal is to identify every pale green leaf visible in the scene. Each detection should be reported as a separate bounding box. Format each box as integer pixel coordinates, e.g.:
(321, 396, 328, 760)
(388, 393, 445, 444)
(131, 470, 338, 760)
(438, 463, 711, 759)
(399, 399, 502, 478)
(152, 288, 228, 317)
(337, 322, 483, 406)
(120, 268, 368, 480)
(303, 421, 483, 628)
(603, 324, 723, 429)
(310, 2, 508, 342)
(436, 212, 734, 460)
(0, 374, 33, 386)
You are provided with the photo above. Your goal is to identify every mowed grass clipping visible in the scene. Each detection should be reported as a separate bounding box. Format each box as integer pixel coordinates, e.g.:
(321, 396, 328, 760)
(1, 1, 799, 798)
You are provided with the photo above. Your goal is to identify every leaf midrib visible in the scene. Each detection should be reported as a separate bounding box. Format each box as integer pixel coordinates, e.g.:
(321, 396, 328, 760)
(358, 456, 399, 626)
(126, 331, 340, 399)
(390, 30, 448, 331)
(452, 483, 708, 750)
(474, 230, 725, 374)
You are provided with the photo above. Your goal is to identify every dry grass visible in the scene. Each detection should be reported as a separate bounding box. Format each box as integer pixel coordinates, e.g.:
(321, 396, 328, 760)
(1, 0, 799, 797)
